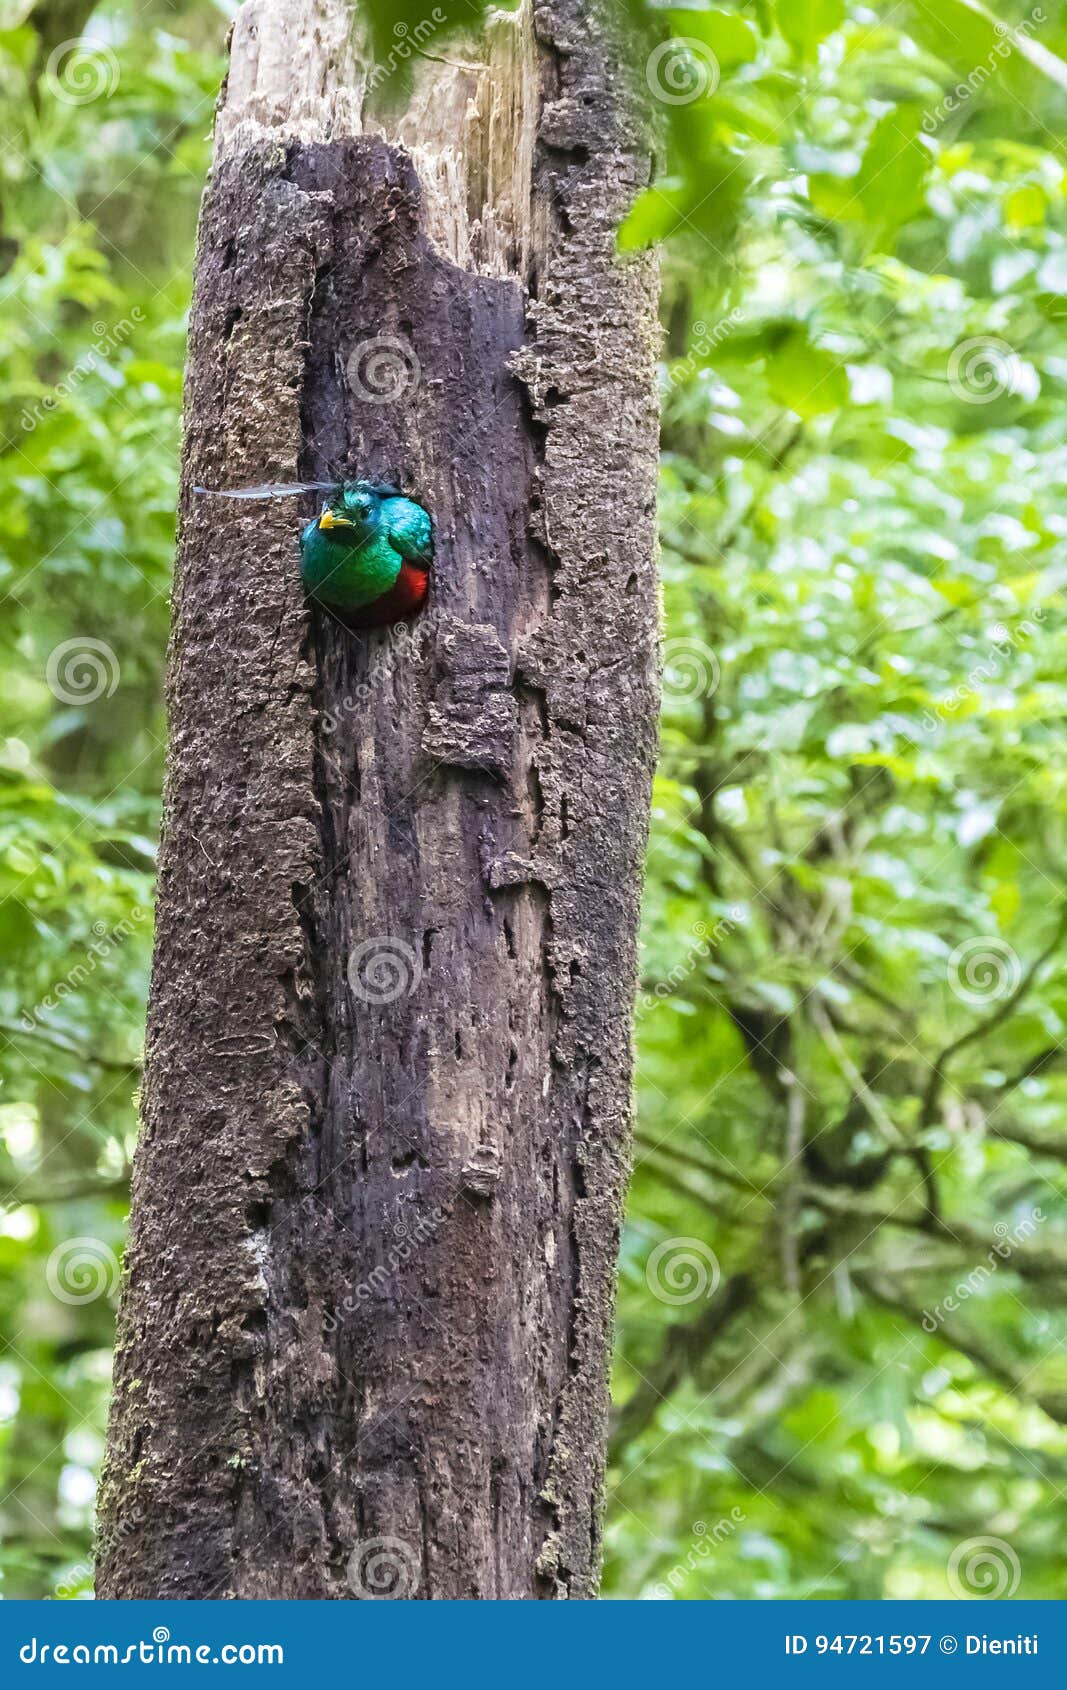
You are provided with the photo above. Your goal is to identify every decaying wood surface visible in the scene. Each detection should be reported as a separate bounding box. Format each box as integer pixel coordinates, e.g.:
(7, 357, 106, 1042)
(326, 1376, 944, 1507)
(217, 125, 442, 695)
(98, 0, 660, 1599)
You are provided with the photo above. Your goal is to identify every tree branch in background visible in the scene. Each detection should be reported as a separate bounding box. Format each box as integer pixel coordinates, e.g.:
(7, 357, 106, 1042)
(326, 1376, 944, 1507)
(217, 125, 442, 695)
(857, 1269, 1067, 1428)
(0, 1020, 143, 1075)
(29, 0, 99, 93)
(633, 1132, 771, 1197)
(0, 1171, 130, 1210)
(778, 1068, 805, 1296)
(613, 1272, 758, 1448)
(987, 1116, 1067, 1161)
(920, 909, 1067, 1135)
(806, 1185, 1067, 1284)
(636, 1150, 737, 1226)
(808, 997, 905, 1148)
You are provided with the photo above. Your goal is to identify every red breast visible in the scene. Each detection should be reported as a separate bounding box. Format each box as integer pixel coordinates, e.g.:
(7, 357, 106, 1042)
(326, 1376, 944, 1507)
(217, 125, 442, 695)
(347, 563, 430, 630)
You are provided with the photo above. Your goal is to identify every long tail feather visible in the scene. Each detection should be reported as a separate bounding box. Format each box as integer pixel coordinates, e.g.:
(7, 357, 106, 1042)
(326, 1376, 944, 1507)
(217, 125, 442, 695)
(194, 481, 340, 500)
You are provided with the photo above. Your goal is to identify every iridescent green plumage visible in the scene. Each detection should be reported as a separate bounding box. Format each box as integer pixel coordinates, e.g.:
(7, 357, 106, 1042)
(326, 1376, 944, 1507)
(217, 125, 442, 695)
(300, 482, 433, 618)
(194, 476, 434, 627)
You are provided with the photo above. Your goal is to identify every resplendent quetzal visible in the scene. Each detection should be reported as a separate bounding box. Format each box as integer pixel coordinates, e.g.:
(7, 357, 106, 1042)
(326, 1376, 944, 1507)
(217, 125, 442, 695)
(195, 477, 433, 628)
(299, 481, 432, 626)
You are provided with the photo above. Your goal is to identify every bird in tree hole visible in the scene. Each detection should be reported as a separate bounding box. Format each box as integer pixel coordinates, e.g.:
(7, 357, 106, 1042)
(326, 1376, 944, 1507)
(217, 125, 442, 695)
(196, 478, 433, 628)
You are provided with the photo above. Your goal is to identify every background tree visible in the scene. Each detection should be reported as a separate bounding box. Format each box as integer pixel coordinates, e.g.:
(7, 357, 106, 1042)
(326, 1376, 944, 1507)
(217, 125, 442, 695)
(3, 0, 1067, 1602)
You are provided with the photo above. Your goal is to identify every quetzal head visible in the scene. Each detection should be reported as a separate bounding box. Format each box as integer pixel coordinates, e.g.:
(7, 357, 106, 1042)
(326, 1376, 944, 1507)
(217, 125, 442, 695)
(316, 480, 402, 537)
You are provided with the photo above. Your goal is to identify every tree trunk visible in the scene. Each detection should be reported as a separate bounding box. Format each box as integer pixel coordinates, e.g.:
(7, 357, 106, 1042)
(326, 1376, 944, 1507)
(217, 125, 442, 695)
(97, 0, 659, 1600)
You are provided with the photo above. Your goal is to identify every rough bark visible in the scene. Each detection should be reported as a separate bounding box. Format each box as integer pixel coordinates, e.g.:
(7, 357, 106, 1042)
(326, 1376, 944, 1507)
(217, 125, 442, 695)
(98, 0, 659, 1600)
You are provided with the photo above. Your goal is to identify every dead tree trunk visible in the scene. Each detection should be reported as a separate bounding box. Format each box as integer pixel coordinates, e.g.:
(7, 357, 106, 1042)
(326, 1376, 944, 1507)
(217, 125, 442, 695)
(98, 0, 659, 1600)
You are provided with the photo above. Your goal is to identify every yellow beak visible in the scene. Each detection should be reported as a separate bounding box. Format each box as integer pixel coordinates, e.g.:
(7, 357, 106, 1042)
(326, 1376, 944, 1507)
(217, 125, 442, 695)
(319, 509, 354, 531)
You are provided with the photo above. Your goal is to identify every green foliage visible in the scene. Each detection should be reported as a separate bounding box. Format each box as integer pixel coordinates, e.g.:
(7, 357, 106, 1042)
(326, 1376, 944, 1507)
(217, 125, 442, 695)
(4, 0, 1067, 1605)
(0, 0, 225, 1597)
(606, 0, 1067, 1602)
